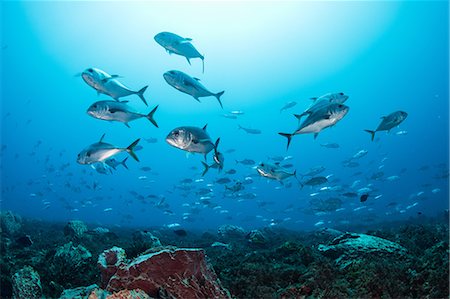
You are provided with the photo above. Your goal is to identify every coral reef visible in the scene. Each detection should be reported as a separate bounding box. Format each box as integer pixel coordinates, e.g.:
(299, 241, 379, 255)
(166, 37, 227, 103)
(64, 220, 88, 239)
(11, 266, 42, 299)
(1, 211, 22, 236)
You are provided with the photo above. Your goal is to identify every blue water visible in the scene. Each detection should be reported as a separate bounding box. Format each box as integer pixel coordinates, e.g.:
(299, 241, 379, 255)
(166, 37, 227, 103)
(1, 1, 448, 231)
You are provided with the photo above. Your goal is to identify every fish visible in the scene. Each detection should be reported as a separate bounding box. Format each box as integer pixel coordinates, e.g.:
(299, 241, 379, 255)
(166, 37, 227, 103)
(280, 101, 297, 113)
(225, 169, 236, 175)
(81, 68, 148, 105)
(256, 162, 297, 182)
(154, 32, 204, 72)
(364, 111, 408, 141)
(15, 235, 33, 247)
(87, 100, 158, 128)
(104, 157, 128, 170)
(216, 177, 232, 184)
(77, 134, 140, 165)
(230, 110, 245, 115)
(236, 159, 255, 165)
(320, 142, 340, 148)
(342, 192, 358, 198)
(302, 166, 326, 178)
(279, 103, 349, 149)
(301, 176, 328, 188)
(201, 139, 224, 176)
(238, 125, 261, 134)
(90, 162, 113, 174)
(222, 114, 237, 119)
(396, 130, 408, 135)
(173, 229, 188, 237)
(144, 137, 158, 143)
(163, 70, 224, 108)
(352, 149, 368, 159)
(225, 181, 244, 193)
(360, 193, 369, 202)
(166, 125, 219, 159)
(296, 92, 349, 121)
(140, 166, 152, 172)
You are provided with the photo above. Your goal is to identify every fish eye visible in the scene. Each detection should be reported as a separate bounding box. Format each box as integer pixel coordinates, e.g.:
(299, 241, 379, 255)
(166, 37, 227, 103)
(170, 71, 175, 75)
(339, 92, 344, 95)
(174, 131, 179, 137)
(338, 104, 343, 108)
(261, 163, 265, 166)
(87, 68, 93, 73)
(92, 104, 97, 108)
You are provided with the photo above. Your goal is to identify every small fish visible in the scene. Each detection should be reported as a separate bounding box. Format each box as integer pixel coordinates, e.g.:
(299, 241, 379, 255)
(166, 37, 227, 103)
(225, 169, 237, 175)
(364, 111, 408, 141)
(342, 192, 358, 198)
(222, 114, 237, 119)
(352, 149, 368, 159)
(216, 177, 232, 184)
(140, 166, 152, 172)
(144, 137, 158, 143)
(301, 176, 328, 188)
(396, 130, 408, 135)
(173, 229, 187, 237)
(103, 208, 113, 212)
(105, 157, 128, 170)
(360, 193, 369, 202)
(236, 159, 255, 165)
(280, 101, 297, 113)
(163, 70, 224, 108)
(230, 110, 245, 115)
(154, 32, 204, 72)
(77, 134, 140, 165)
(238, 125, 261, 134)
(256, 162, 297, 182)
(320, 143, 340, 148)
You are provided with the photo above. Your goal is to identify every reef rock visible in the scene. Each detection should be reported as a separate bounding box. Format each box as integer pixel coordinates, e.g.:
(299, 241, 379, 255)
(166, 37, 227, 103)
(318, 232, 408, 269)
(105, 289, 151, 299)
(247, 229, 268, 245)
(64, 220, 88, 239)
(1, 210, 22, 235)
(132, 230, 162, 248)
(51, 241, 93, 282)
(99, 247, 231, 298)
(59, 284, 105, 299)
(218, 224, 246, 240)
(12, 266, 42, 299)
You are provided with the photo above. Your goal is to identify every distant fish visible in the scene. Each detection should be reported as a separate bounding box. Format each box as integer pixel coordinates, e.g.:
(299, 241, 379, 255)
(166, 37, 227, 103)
(280, 101, 297, 113)
(173, 229, 188, 237)
(91, 162, 113, 175)
(352, 149, 368, 159)
(320, 143, 340, 148)
(105, 157, 128, 170)
(15, 235, 33, 247)
(230, 110, 245, 115)
(225, 169, 237, 175)
(163, 70, 224, 108)
(360, 193, 369, 202)
(256, 162, 297, 182)
(140, 166, 152, 172)
(222, 114, 237, 119)
(236, 159, 255, 165)
(364, 111, 408, 141)
(154, 32, 204, 73)
(301, 176, 328, 188)
(279, 103, 349, 149)
(103, 208, 113, 212)
(87, 100, 158, 128)
(144, 137, 158, 143)
(238, 125, 261, 134)
(81, 68, 148, 105)
(77, 134, 140, 165)
(396, 130, 408, 135)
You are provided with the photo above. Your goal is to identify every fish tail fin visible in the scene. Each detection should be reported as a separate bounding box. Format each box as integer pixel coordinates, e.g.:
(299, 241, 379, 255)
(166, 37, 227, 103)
(201, 161, 209, 177)
(121, 157, 129, 170)
(238, 125, 243, 130)
(126, 139, 141, 162)
(137, 86, 148, 106)
(146, 105, 159, 128)
(214, 138, 220, 151)
(364, 130, 375, 141)
(215, 91, 225, 109)
(293, 170, 300, 183)
(278, 133, 293, 150)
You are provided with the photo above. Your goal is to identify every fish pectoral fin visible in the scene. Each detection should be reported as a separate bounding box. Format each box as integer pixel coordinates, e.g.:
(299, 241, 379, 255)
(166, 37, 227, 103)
(124, 123, 130, 128)
(314, 133, 319, 139)
(193, 77, 201, 81)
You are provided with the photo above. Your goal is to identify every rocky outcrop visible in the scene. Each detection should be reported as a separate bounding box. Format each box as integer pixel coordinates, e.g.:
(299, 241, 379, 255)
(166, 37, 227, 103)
(1, 211, 22, 236)
(98, 247, 231, 298)
(218, 224, 246, 240)
(318, 232, 408, 269)
(11, 266, 42, 299)
(64, 220, 88, 239)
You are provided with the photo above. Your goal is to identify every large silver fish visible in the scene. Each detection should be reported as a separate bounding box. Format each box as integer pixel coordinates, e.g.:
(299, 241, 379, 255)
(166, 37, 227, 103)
(81, 68, 149, 106)
(87, 100, 158, 128)
(154, 32, 205, 72)
(296, 92, 349, 121)
(256, 162, 297, 182)
(364, 111, 408, 141)
(163, 70, 224, 108)
(279, 103, 349, 149)
(77, 134, 140, 165)
(166, 125, 219, 159)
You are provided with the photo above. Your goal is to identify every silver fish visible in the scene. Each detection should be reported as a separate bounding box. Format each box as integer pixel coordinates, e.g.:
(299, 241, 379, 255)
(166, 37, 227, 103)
(166, 125, 219, 158)
(81, 68, 148, 106)
(163, 70, 224, 108)
(154, 32, 205, 73)
(280, 101, 297, 113)
(87, 100, 158, 128)
(238, 125, 261, 134)
(279, 103, 349, 149)
(77, 134, 140, 165)
(364, 111, 408, 141)
(256, 162, 297, 182)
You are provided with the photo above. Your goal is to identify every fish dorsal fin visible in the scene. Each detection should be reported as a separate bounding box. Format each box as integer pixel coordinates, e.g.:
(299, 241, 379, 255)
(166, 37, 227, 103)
(310, 97, 318, 101)
(193, 77, 201, 81)
(294, 114, 303, 120)
(185, 38, 192, 41)
(99, 133, 106, 143)
(110, 75, 120, 79)
(202, 124, 208, 131)
(119, 100, 129, 103)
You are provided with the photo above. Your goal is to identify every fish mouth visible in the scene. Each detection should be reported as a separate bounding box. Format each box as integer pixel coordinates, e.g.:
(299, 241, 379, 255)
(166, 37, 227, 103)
(165, 137, 177, 148)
